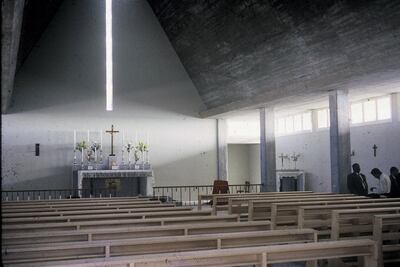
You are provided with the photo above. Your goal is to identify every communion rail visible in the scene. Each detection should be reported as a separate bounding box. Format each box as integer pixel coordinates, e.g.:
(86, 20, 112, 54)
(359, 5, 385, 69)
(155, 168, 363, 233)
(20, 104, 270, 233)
(1, 188, 120, 201)
(152, 184, 263, 206)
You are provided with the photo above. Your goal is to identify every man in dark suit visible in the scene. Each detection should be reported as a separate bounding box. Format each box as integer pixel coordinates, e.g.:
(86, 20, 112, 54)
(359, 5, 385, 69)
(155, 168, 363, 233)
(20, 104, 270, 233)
(389, 166, 400, 197)
(347, 163, 368, 196)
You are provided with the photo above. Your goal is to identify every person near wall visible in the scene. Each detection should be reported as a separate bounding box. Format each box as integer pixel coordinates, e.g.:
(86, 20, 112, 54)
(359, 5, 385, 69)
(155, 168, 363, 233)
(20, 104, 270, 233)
(370, 168, 391, 196)
(389, 167, 400, 197)
(347, 163, 369, 196)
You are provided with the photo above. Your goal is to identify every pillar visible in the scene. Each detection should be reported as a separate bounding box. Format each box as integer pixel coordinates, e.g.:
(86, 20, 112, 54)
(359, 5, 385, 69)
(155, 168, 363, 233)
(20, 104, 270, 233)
(260, 107, 276, 191)
(329, 90, 351, 193)
(217, 119, 228, 181)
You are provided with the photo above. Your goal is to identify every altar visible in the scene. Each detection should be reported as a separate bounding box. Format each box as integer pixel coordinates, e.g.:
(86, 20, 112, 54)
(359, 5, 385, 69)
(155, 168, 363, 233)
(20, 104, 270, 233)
(72, 170, 154, 198)
(276, 170, 305, 192)
(71, 125, 154, 197)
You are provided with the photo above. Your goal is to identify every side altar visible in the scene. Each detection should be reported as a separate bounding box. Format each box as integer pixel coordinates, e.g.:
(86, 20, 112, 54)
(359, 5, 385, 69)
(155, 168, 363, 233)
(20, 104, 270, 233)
(72, 125, 154, 197)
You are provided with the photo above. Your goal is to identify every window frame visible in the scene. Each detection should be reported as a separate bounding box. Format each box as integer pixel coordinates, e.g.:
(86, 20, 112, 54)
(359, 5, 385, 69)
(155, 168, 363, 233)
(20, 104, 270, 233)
(350, 95, 392, 126)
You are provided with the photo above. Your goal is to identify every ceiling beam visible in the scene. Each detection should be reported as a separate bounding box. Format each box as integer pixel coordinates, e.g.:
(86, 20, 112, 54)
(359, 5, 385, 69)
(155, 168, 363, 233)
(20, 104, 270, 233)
(2, 0, 25, 114)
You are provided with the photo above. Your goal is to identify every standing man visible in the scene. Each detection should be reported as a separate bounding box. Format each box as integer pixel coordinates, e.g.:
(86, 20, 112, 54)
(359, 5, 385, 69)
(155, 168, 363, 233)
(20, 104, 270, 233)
(370, 168, 391, 196)
(347, 163, 368, 196)
(389, 167, 400, 197)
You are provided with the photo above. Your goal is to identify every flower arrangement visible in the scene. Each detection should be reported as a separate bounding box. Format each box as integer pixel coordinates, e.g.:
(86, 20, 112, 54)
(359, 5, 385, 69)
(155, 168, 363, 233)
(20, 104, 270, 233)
(134, 149, 140, 163)
(90, 142, 101, 152)
(125, 143, 134, 153)
(136, 141, 149, 153)
(75, 141, 88, 152)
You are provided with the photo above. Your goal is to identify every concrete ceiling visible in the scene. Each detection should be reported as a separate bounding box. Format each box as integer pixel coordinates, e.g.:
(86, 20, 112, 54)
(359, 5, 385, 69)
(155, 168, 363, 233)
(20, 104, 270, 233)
(3, 1, 400, 117)
(1, 0, 63, 114)
(148, 0, 400, 118)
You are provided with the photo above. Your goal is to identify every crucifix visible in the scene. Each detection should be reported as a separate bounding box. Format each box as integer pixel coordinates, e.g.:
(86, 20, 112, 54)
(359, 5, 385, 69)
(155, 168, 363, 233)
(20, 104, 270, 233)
(373, 144, 378, 157)
(278, 153, 288, 170)
(106, 124, 119, 156)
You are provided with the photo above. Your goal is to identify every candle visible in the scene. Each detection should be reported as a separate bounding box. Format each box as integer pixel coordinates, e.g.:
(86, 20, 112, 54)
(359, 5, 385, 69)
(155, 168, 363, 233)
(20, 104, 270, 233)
(87, 130, 90, 143)
(135, 131, 138, 145)
(146, 132, 149, 146)
(100, 129, 103, 148)
(122, 131, 125, 146)
(73, 130, 76, 149)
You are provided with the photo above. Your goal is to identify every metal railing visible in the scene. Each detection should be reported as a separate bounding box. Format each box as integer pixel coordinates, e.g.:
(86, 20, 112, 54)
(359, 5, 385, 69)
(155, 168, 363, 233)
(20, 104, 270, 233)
(1, 188, 120, 201)
(152, 184, 263, 206)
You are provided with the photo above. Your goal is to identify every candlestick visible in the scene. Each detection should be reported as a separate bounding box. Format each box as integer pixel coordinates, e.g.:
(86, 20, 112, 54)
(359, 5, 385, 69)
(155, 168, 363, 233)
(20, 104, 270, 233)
(73, 130, 76, 149)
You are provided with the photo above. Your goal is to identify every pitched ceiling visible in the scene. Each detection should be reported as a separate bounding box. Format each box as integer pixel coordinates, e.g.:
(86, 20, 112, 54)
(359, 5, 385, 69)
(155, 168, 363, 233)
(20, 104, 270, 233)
(148, 0, 400, 117)
(2, 0, 63, 114)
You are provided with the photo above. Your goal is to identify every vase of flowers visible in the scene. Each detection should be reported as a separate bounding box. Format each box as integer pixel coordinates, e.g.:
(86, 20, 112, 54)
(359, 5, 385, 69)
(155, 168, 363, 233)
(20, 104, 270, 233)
(76, 141, 88, 166)
(126, 143, 134, 168)
(136, 141, 148, 169)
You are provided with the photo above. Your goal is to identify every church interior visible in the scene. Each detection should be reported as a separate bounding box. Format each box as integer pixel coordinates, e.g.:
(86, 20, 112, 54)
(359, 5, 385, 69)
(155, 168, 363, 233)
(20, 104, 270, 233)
(1, 0, 400, 266)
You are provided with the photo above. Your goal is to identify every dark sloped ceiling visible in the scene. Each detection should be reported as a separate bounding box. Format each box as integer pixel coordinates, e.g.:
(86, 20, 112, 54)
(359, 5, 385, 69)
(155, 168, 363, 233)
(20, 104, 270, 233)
(148, 0, 400, 117)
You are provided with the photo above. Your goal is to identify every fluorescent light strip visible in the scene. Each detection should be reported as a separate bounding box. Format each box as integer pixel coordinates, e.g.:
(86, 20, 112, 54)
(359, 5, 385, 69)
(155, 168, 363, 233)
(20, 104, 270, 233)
(106, 0, 113, 111)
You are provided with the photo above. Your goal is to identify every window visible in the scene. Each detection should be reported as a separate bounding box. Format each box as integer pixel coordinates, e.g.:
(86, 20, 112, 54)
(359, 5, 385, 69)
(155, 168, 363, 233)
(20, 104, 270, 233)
(276, 111, 312, 136)
(302, 112, 312, 131)
(293, 114, 302, 132)
(351, 103, 363, 124)
(377, 97, 391, 120)
(317, 109, 330, 129)
(351, 95, 392, 124)
(363, 100, 376, 122)
(276, 118, 285, 135)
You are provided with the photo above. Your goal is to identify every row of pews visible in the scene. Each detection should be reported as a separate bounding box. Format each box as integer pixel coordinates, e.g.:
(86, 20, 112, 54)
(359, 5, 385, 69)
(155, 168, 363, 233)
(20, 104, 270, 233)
(2, 192, 399, 266)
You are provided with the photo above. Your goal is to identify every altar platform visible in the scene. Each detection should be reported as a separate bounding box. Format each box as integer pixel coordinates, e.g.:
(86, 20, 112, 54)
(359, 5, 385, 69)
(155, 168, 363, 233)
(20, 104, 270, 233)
(72, 170, 154, 198)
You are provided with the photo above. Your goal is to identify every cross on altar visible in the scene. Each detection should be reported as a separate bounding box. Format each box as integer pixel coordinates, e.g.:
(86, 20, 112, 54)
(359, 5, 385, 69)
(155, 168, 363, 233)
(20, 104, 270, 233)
(106, 124, 119, 156)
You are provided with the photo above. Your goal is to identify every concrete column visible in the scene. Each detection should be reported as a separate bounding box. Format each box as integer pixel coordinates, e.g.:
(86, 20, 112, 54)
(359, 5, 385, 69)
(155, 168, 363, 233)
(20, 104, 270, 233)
(391, 92, 399, 122)
(260, 107, 276, 192)
(217, 119, 228, 181)
(329, 90, 351, 193)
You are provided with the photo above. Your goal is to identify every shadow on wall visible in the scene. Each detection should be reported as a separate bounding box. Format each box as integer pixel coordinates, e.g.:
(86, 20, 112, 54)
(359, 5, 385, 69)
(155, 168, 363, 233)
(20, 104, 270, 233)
(9, 0, 204, 117)
(2, 166, 72, 190)
(2, 150, 217, 190)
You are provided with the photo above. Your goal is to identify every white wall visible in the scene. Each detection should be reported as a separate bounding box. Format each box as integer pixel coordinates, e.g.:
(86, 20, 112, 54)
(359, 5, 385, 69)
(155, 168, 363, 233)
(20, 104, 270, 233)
(1, 0, 217, 189)
(230, 104, 400, 192)
(227, 144, 249, 184)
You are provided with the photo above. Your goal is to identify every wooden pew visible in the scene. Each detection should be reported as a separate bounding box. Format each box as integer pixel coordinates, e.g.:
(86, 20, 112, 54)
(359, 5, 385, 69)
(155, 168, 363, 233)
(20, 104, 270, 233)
(216, 192, 342, 214)
(1, 202, 172, 214)
(197, 191, 315, 210)
(225, 193, 360, 215)
(211, 192, 345, 214)
(229, 194, 364, 218)
(2, 214, 240, 233)
(2, 210, 214, 227)
(2, 221, 272, 246)
(2, 229, 317, 264)
(1, 196, 151, 206)
(1, 200, 162, 212)
(298, 198, 400, 231)
(331, 206, 400, 241)
(2, 204, 177, 218)
(373, 214, 400, 267)
(270, 199, 400, 229)
(2, 206, 196, 224)
(3, 239, 377, 267)
(247, 195, 365, 222)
